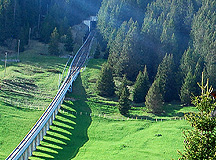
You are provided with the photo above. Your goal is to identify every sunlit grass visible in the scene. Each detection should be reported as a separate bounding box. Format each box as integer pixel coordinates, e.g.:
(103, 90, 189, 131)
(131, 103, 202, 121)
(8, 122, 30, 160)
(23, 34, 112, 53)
(0, 50, 68, 109)
(30, 98, 92, 159)
(0, 43, 68, 159)
(0, 102, 43, 159)
(74, 118, 190, 160)
(0, 56, 196, 160)
(29, 59, 194, 160)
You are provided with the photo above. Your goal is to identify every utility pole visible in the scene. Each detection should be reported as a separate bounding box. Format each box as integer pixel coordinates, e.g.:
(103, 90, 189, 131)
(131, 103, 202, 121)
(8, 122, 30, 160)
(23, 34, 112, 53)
(17, 39, 20, 62)
(28, 28, 31, 46)
(38, 14, 41, 31)
(13, 0, 16, 24)
(58, 73, 61, 89)
(4, 52, 7, 77)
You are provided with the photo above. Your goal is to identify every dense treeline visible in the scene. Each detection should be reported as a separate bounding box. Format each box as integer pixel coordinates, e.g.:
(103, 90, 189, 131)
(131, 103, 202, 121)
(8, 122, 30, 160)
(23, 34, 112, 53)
(0, 0, 101, 48)
(96, 0, 216, 110)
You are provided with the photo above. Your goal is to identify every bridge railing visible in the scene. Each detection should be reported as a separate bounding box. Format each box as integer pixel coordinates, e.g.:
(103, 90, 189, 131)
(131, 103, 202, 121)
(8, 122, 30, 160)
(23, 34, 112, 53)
(6, 32, 94, 160)
(59, 32, 93, 89)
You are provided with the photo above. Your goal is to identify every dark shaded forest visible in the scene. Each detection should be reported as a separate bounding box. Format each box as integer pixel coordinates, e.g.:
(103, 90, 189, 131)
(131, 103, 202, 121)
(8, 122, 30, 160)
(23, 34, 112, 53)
(0, 0, 215, 109)
(0, 0, 102, 48)
(96, 0, 216, 108)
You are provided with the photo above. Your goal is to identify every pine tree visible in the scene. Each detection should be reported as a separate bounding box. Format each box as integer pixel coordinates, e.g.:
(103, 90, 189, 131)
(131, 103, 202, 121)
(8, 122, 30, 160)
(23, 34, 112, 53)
(145, 78, 163, 113)
(191, 0, 215, 59)
(115, 20, 140, 80)
(133, 66, 150, 103)
(117, 75, 128, 97)
(194, 57, 204, 93)
(96, 63, 115, 97)
(64, 27, 74, 52)
(18, 26, 29, 52)
(118, 85, 131, 115)
(191, 0, 216, 88)
(103, 48, 109, 59)
(48, 27, 59, 55)
(40, 16, 55, 43)
(206, 53, 216, 89)
(160, 14, 177, 55)
(108, 21, 127, 68)
(94, 43, 101, 59)
(179, 74, 216, 159)
(155, 54, 176, 102)
(180, 47, 198, 79)
(180, 70, 197, 105)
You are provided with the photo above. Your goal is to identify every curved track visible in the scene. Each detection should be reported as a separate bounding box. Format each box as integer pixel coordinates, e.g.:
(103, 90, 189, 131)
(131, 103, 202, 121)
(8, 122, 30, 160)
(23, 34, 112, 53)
(6, 32, 94, 160)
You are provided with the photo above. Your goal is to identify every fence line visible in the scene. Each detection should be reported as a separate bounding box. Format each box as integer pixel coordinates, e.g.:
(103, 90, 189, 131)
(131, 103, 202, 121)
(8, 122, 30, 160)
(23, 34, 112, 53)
(59, 110, 186, 122)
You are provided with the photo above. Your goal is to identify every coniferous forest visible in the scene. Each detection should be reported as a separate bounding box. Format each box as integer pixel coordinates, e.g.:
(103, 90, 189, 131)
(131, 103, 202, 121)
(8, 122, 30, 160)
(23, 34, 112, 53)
(0, 0, 101, 48)
(96, 0, 216, 110)
(1, 0, 216, 159)
(0, 0, 215, 110)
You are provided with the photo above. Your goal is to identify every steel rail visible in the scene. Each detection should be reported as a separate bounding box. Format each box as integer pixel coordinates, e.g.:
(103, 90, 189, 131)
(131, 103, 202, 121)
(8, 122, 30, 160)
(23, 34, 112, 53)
(6, 32, 94, 160)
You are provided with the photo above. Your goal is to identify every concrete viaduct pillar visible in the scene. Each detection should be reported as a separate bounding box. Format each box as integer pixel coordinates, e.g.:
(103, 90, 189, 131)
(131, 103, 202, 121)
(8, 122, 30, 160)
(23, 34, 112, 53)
(36, 134, 40, 146)
(18, 96, 64, 160)
(24, 150, 28, 160)
(18, 154, 24, 160)
(28, 144, 32, 157)
(40, 129, 43, 141)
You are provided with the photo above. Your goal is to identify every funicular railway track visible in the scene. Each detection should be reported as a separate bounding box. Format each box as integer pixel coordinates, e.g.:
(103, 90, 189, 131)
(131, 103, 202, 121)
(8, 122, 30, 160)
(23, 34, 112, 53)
(6, 32, 94, 160)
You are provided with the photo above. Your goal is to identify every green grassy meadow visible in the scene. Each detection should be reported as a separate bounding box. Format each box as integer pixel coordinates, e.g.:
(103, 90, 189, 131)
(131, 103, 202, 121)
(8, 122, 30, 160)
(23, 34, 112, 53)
(0, 53, 195, 159)
(0, 43, 68, 159)
(30, 59, 193, 160)
(0, 103, 43, 159)
(74, 119, 189, 160)
(0, 47, 68, 109)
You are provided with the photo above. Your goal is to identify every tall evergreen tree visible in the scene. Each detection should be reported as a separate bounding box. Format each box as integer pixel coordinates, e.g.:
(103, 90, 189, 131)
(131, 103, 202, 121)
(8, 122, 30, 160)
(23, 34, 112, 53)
(180, 70, 197, 105)
(160, 14, 178, 56)
(206, 53, 216, 89)
(190, 0, 216, 88)
(145, 78, 163, 113)
(64, 27, 74, 52)
(108, 21, 128, 68)
(115, 20, 140, 80)
(155, 54, 176, 102)
(118, 84, 131, 115)
(0, 0, 102, 44)
(96, 63, 115, 97)
(94, 43, 101, 59)
(103, 48, 109, 59)
(48, 27, 59, 55)
(141, 0, 197, 65)
(179, 75, 216, 159)
(132, 66, 150, 103)
(180, 47, 197, 78)
(117, 75, 128, 97)
(194, 57, 204, 93)
(191, 0, 215, 59)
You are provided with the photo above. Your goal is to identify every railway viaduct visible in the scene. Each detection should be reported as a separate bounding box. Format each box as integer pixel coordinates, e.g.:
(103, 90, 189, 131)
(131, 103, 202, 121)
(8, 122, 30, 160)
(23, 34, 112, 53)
(6, 32, 95, 160)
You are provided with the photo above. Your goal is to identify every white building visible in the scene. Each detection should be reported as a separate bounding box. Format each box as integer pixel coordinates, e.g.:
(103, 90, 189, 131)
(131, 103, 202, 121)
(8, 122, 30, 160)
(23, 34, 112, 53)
(83, 16, 97, 32)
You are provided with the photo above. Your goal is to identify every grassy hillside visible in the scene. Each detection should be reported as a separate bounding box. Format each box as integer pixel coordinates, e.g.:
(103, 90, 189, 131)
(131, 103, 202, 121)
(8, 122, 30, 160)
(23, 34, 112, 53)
(30, 59, 194, 160)
(30, 75, 92, 160)
(0, 43, 68, 159)
(0, 48, 196, 159)
(74, 119, 189, 160)
(0, 48, 68, 109)
(0, 103, 43, 159)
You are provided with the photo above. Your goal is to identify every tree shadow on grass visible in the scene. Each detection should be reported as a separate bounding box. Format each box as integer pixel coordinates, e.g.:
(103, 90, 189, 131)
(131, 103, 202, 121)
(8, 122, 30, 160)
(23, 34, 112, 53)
(128, 102, 188, 120)
(87, 59, 105, 70)
(30, 75, 92, 160)
(156, 103, 185, 117)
